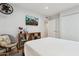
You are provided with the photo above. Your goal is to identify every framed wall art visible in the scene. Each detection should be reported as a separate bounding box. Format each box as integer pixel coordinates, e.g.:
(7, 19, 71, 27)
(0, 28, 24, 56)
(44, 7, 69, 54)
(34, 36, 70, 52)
(25, 15, 39, 26)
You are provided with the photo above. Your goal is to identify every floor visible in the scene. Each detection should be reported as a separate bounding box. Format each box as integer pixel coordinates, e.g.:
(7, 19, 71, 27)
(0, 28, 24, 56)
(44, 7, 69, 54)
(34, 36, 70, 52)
(11, 53, 23, 56)
(0, 48, 24, 56)
(10, 50, 24, 56)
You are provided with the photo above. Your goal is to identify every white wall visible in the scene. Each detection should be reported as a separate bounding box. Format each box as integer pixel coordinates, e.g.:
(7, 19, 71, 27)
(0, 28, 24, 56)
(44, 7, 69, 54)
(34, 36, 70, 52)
(60, 14, 79, 41)
(59, 6, 79, 41)
(0, 4, 46, 38)
(48, 5, 79, 41)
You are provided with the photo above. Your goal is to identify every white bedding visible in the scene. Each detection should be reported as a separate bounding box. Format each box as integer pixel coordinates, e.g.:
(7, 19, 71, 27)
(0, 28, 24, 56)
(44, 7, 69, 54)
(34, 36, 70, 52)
(24, 37, 79, 56)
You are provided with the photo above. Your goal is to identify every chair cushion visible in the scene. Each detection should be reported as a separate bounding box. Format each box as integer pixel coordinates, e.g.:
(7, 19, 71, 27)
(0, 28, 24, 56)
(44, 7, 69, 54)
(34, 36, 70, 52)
(0, 35, 11, 47)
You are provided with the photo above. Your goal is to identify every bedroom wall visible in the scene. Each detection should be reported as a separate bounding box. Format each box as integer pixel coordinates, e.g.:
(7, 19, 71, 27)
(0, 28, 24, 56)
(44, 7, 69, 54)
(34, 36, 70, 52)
(60, 14, 79, 41)
(60, 5, 79, 41)
(0, 4, 46, 38)
(49, 5, 79, 41)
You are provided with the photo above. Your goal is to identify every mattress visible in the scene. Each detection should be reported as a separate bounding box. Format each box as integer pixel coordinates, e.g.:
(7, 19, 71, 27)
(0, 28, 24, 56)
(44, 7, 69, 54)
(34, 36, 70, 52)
(24, 37, 79, 56)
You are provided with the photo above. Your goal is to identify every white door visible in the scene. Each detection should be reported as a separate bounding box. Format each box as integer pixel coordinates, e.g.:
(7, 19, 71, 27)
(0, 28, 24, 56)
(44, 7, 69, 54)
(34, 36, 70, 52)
(47, 19, 56, 37)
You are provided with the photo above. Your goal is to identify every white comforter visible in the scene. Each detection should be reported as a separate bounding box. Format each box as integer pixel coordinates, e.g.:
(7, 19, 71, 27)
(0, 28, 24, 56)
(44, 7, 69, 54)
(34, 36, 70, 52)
(24, 37, 79, 56)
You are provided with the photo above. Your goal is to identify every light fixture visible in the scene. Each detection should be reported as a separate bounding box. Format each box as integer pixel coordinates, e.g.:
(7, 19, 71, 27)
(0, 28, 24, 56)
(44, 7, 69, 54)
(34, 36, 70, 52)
(44, 6, 48, 9)
(0, 3, 13, 15)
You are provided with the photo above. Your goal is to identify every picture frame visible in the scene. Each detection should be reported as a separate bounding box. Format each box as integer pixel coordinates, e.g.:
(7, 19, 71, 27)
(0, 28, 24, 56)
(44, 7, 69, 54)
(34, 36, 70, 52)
(25, 15, 39, 26)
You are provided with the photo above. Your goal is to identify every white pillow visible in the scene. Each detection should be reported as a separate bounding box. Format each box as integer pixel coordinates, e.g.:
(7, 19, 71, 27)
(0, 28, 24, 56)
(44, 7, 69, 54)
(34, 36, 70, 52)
(0, 36, 4, 41)
(0, 35, 11, 47)
(0, 41, 7, 47)
(3, 35, 11, 44)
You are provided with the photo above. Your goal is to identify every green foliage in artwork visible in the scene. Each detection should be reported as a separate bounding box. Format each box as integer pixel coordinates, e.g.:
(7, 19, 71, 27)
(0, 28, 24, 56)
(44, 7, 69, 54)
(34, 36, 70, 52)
(25, 15, 38, 25)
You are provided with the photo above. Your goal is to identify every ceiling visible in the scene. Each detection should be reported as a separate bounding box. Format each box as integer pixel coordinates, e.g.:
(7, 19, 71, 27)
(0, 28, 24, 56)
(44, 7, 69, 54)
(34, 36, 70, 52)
(17, 3, 79, 16)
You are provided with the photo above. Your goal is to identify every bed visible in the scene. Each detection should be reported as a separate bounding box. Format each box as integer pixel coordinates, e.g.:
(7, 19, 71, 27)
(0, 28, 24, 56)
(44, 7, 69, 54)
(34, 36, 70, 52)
(24, 37, 79, 56)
